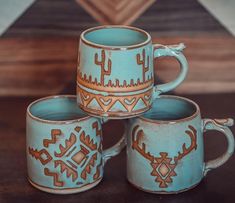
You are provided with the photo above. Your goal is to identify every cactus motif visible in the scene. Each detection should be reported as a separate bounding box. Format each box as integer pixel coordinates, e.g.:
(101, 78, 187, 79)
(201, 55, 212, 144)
(95, 50, 112, 85)
(136, 49, 149, 82)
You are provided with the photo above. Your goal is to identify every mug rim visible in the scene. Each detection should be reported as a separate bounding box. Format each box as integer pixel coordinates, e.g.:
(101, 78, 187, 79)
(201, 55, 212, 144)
(27, 95, 91, 124)
(80, 25, 152, 50)
(139, 95, 200, 124)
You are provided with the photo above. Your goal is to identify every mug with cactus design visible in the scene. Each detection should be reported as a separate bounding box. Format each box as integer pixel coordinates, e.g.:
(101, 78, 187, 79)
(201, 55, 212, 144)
(77, 25, 188, 119)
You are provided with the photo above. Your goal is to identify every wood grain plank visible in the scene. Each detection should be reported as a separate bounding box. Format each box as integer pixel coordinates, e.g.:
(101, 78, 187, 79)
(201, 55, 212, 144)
(0, 36, 235, 96)
(154, 37, 235, 94)
(0, 37, 77, 96)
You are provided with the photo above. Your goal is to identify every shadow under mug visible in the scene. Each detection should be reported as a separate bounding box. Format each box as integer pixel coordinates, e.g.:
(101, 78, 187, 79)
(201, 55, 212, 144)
(126, 95, 234, 194)
(26, 95, 125, 194)
(77, 25, 188, 119)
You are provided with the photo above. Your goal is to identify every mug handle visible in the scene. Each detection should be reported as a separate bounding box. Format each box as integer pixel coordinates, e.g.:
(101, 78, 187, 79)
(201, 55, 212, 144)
(152, 43, 188, 100)
(100, 118, 126, 164)
(202, 118, 235, 176)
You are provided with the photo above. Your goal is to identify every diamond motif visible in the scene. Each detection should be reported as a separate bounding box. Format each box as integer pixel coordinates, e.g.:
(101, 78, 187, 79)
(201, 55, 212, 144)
(131, 125, 197, 188)
(158, 163, 170, 177)
(150, 152, 177, 188)
(28, 123, 102, 188)
(28, 148, 52, 165)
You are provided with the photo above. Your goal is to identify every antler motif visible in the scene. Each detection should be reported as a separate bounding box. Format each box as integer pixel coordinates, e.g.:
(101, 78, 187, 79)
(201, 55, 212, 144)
(174, 125, 197, 163)
(132, 125, 154, 162)
(131, 125, 198, 188)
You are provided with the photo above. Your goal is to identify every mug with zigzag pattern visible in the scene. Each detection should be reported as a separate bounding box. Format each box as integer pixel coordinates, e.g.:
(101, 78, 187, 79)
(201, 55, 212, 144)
(26, 95, 125, 194)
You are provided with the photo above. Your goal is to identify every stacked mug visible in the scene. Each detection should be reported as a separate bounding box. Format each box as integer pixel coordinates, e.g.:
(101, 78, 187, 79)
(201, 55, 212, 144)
(26, 26, 234, 194)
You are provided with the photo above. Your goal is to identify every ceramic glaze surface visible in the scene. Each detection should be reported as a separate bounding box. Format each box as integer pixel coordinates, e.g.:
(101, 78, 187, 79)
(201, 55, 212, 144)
(77, 26, 188, 118)
(126, 96, 235, 193)
(26, 95, 125, 194)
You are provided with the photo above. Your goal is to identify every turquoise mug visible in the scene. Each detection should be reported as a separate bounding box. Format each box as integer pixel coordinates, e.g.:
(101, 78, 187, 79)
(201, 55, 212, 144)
(126, 95, 234, 194)
(26, 95, 125, 194)
(77, 25, 188, 119)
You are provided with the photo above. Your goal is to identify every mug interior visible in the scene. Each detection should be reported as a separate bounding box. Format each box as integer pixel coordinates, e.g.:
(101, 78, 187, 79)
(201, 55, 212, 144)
(28, 96, 87, 121)
(83, 27, 149, 47)
(142, 96, 198, 121)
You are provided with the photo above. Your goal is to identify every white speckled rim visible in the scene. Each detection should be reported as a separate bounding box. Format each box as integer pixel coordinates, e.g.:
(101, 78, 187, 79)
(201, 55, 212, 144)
(80, 25, 152, 50)
(139, 95, 201, 124)
(27, 95, 91, 124)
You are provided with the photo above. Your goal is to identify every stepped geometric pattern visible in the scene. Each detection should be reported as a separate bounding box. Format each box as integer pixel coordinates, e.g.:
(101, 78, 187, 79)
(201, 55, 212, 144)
(28, 121, 102, 188)
(132, 125, 197, 188)
(77, 86, 152, 115)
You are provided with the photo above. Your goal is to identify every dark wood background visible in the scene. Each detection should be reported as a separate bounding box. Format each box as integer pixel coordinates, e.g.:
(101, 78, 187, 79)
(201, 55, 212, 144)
(3, 0, 228, 37)
(0, 0, 235, 96)
(0, 0, 235, 202)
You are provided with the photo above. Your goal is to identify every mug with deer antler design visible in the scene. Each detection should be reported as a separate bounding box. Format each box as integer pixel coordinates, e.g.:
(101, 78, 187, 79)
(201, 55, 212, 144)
(126, 95, 234, 194)
(77, 25, 188, 119)
(26, 95, 125, 194)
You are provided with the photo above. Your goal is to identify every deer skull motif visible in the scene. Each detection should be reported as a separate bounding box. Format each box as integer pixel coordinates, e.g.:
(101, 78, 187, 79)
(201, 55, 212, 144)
(131, 125, 197, 188)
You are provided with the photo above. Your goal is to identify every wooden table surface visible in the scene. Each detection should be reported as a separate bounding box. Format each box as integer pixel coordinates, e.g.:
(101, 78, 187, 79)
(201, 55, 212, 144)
(0, 93, 235, 203)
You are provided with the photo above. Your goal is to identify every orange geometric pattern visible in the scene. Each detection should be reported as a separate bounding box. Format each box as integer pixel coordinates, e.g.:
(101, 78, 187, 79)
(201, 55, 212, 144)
(92, 121, 102, 137)
(77, 86, 152, 115)
(28, 148, 52, 165)
(43, 129, 62, 148)
(28, 122, 102, 188)
(77, 48, 154, 116)
(80, 131, 97, 151)
(55, 160, 78, 182)
(77, 71, 153, 93)
(54, 133, 76, 157)
(132, 125, 197, 188)
(44, 168, 64, 187)
(81, 153, 98, 180)
(77, 48, 153, 93)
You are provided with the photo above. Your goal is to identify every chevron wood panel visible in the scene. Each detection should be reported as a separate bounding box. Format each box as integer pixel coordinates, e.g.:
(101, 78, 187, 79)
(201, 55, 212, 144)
(102, 0, 129, 11)
(76, 0, 155, 25)
(4, 0, 228, 37)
